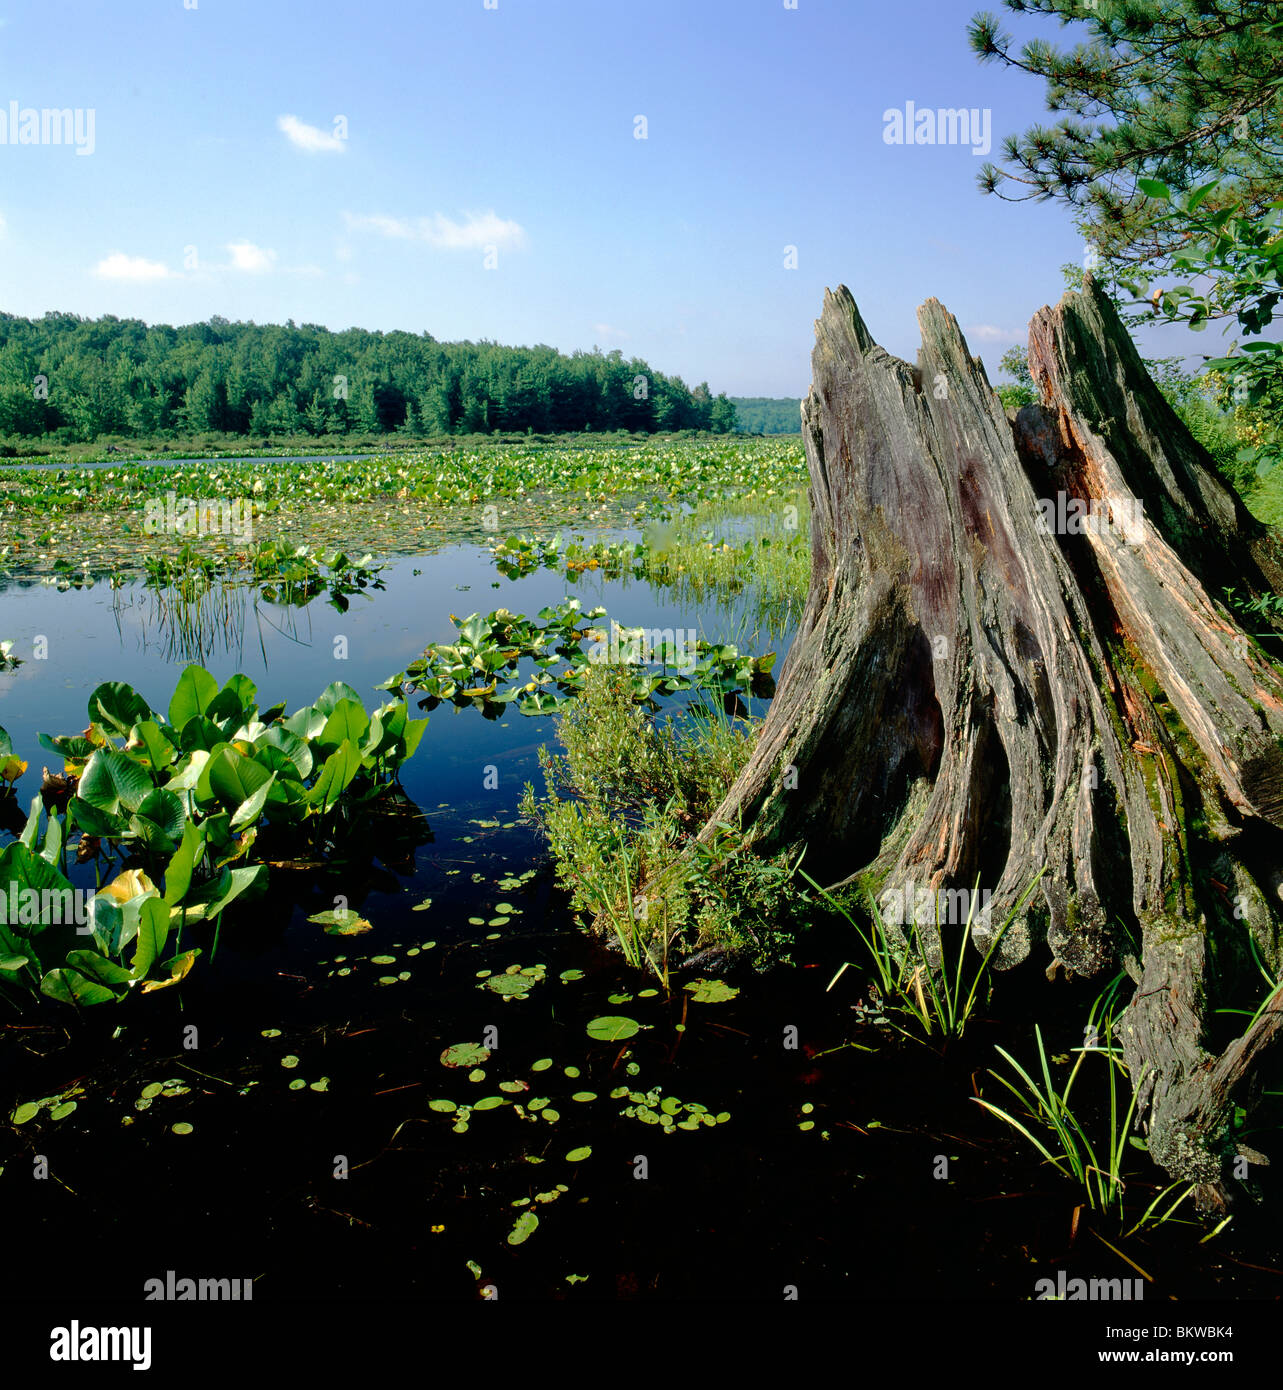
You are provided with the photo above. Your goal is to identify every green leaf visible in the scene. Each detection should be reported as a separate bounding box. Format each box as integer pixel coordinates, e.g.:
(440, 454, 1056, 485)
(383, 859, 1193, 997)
(507, 1210, 539, 1246)
(130, 896, 171, 979)
(1136, 177, 1170, 201)
(78, 746, 154, 816)
(130, 788, 186, 849)
(88, 681, 152, 737)
(254, 725, 313, 779)
(163, 820, 205, 906)
(40, 966, 120, 1007)
(133, 719, 178, 772)
(64, 949, 133, 987)
(586, 1015, 640, 1041)
(316, 698, 370, 754)
(168, 664, 219, 731)
(304, 740, 362, 812)
(683, 978, 740, 1004)
(314, 681, 363, 717)
(440, 1042, 491, 1068)
(204, 746, 272, 812)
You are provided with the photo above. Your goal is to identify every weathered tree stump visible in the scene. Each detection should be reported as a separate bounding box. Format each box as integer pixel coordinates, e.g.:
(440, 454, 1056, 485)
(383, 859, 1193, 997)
(708, 277, 1283, 1202)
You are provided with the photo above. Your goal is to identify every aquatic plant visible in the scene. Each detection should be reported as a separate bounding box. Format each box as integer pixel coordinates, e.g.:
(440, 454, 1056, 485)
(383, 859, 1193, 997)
(379, 599, 777, 717)
(0, 664, 426, 1011)
(972, 1020, 1142, 1218)
(520, 665, 806, 976)
(811, 867, 1047, 1041)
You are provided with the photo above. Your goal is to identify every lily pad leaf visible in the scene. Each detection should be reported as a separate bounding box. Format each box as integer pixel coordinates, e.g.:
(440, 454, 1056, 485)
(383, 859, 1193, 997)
(586, 1015, 640, 1042)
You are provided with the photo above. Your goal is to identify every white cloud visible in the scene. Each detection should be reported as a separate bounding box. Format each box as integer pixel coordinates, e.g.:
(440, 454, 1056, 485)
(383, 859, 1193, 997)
(278, 114, 346, 154)
(93, 252, 175, 281)
(344, 209, 527, 252)
(227, 240, 277, 273)
(593, 323, 629, 341)
(966, 324, 1021, 343)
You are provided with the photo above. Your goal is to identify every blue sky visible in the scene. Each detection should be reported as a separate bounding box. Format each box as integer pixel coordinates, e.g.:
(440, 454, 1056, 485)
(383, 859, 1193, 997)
(0, 0, 1203, 395)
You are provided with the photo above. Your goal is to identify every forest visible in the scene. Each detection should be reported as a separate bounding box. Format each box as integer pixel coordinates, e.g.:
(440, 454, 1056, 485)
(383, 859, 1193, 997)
(0, 312, 739, 443)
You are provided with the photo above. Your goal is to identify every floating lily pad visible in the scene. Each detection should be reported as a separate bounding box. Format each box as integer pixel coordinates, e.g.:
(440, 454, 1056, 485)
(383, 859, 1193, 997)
(571, 1091, 597, 1103)
(307, 908, 372, 936)
(484, 974, 533, 997)
(507, 1210, 539, 1246)
(371, 954, 396, 965)
(440, 1043, 491, 1069)
(411, 897, 434, 912)
(289, 1078, 307, 1091)
(10, 1101, 40, 1125)
(141, 1082, 164, 1100)
(560, 969, 585, 982)
(683, 978, 739, 1004)
(281, 1055, 300, 1068)
(468, 1068, 486, 1083)
(172, 1122, 194, 1135)
(429, 1099, 457, 1113)
(586, 1015, 640, 1042)
(260, 1028, 282, 1039)
(531, 1059, 553, 1072)
(310, 1078, 330, 1092)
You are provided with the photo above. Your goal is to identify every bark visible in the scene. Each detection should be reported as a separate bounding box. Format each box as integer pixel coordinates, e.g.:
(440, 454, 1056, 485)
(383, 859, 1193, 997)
(708, 277, 1283, 1199)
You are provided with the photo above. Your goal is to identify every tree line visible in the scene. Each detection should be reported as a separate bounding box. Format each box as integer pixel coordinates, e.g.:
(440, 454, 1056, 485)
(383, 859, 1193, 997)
(728, 398, 803, 434)
(0, 312, 740, 442)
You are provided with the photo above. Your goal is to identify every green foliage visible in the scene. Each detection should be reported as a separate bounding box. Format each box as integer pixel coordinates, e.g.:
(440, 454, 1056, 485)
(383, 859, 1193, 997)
(0, 311, 736, 444)
(519, 665, 805, 978)
(973, 980, 1144, 1218)
(379, 599, 777, 717)
(488, 495, 812, 637)
(996, 345, 1036, 410)
(971, 1, 1283, 278)
(811, 867, 1045, 1042)
(0, 665, 426, 1012)
(0, 436, 808, 582)
(1120, 181, 1283, 479)
(727, 397, 802, 434)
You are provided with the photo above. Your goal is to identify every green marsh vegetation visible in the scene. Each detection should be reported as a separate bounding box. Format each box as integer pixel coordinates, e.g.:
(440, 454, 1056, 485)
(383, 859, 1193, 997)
(519, 664, 808, 981)
(0, 436, 807, 581)
(0, 663, 426, 1011)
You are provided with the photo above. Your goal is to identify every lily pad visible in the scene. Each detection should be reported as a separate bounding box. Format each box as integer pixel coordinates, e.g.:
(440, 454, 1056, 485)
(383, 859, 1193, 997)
(586, 1015, 640, 1042)
(281, 1055, 300, 1068)
(10, 1101, 40, 1125)
(440, 1042, 491, 1069)
(307, 908, 372, 936)
(683, 978, 740, 1004)
(172, 1122, 194, 1135)
(507, 1210, 539, 1246)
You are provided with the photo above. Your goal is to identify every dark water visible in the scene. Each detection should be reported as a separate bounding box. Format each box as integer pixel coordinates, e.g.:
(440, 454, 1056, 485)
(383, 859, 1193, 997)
(1, 549, 1281, 1303)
